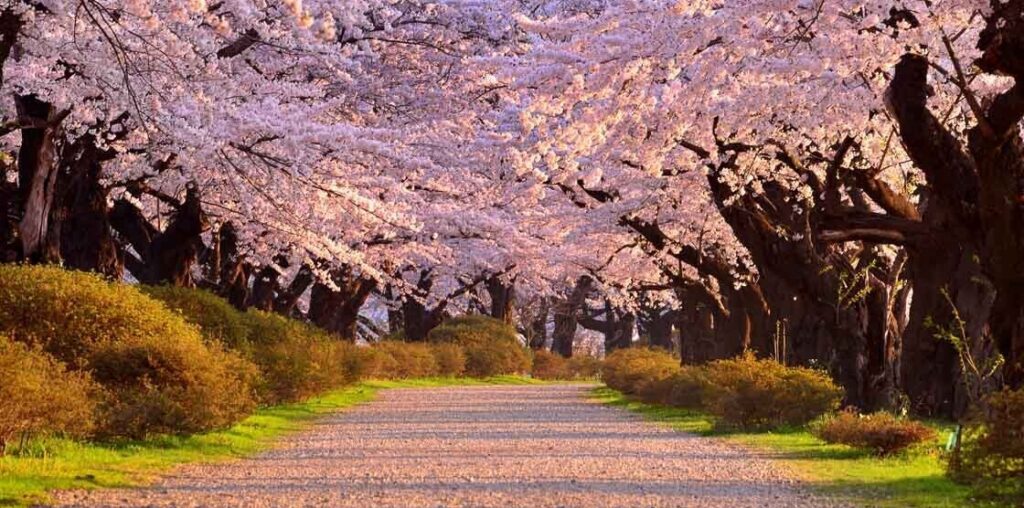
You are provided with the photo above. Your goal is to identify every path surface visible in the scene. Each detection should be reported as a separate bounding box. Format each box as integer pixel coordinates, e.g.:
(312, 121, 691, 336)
(54, 385, 844, 507)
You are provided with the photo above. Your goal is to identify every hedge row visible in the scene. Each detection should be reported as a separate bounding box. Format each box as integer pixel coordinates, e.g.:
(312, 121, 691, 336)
(0, 265, 536, 451)
(602, 348, 843, 430)
(531, 349, 602, 380)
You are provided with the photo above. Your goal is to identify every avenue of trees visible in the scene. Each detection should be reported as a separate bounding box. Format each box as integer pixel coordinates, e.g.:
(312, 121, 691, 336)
(0, 0, 1022, 421)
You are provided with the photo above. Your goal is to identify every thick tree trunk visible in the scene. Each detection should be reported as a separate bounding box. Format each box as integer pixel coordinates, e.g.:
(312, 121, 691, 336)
(16, 95, 62, 263)
(551, 276, 593, 357)
(706, 170, 884, 409)
(308, 267, 376, 341)
(886, 34, 1024, 404)
(402, 299, 443, 341)
(145, 184, 205, 286)
(579, 302, 634, 353)
(53, 135, 122, 277)
(641, 307, 676, 351)
(250, 257, 286, 311)
(273, 264, 314, 317)
(526, 298, 549, 350)
(0, 8, 21, 87)
(212, 223, 252, 309)
(486, 276, 516, 325)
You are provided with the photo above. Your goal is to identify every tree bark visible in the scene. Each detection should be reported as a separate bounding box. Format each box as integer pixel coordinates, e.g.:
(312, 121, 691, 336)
(16, 95, 62, 263)
(551, 275, 593, 357)
(486, 275, 516, 325)
(52, 135, 122, 277)
(308, 266, 376, 341)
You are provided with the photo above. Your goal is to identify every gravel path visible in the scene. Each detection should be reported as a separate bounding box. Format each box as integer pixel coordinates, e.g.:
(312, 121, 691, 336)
(54, 384, 845, 507)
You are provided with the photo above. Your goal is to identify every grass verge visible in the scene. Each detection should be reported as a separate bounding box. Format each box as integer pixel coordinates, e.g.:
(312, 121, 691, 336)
(0, 376, 543, 507)
(590, 386, 996, 508)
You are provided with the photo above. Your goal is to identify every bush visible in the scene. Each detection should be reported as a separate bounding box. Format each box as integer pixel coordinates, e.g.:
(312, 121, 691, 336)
(952, 388, 1024, 502)
(428, 315, 531, 377)
(601, 347, 679, 395)
(244, 310, 354, 404)
(0, 336, 97, 454)
(372, 341, 439, 378)
(815, 411, 936, 456)
(532, 350, 570, 380)
(349, 345, 399, 379)
(640, 366, 708, 408)
(431, 343, 466, 377)
(142, 285, 250, 350)
(702, 353, 842, 430)
(566, 355, 603, 379)
(0, 265, 258, 438)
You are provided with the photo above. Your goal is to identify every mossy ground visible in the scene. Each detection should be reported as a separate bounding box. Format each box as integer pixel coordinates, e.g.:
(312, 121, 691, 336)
(0, 376, 543, 507)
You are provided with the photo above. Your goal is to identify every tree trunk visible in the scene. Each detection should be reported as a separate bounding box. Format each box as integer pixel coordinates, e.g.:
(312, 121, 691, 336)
(53, 135, 122, 277)
(551, 275, 593, 357)
(273, 264, 314, 317)
(214, 223, 253, 309)
(486, 276, 516, 325)
(145, 184, 205, 286)
(16, 95, 62, 263)
(527, 298, 549, 350)
(308, 267, 376, 341)
(641, 307, 676, 351)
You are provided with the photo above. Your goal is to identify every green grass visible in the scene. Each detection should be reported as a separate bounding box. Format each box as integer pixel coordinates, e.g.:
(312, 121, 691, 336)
(0, 376, 543, 507)
(590, 386, 998, 508)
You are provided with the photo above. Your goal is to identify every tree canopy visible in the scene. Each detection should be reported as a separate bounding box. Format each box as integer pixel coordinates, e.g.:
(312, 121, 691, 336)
(1, 0, 1022, 416)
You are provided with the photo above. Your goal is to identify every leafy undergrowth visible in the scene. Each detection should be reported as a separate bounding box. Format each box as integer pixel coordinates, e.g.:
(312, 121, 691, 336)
(0, 376, 542, 507)
(591, 386, 999, 508)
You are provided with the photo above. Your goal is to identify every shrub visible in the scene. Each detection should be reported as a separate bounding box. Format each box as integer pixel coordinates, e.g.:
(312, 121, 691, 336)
(952, 388, 1024, 502)
(350, 345, 399, 379)
(532, 350, 570, 380)
(601, 347, 679, 395)
(815, 411, 936, 456)
(373, 341, 439, 378)
(142, 285, 250, 350)
(244, 310, 353, 404)
(566, 355, 603, 379)
(0, 265, 258, 438)
(462, 339, 532, 377)
(702, 353, 842, 430)
(0, 336, 97, 454)
(641, 366, 708, 408)
(428, 315, 531, 377)
(428, 315, 517, 345)
(430, 343, 466, 377)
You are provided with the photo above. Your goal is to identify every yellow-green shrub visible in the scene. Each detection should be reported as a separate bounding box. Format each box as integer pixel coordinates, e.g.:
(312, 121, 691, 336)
(566, 355, 603, 379)
(702, 353, 842, 430)
(601, 347, 679, 395)
(142, 285, 250, 350)
(427, 315, 516, 344)
(0, 336, 97, 454)
(952, 388, 1024, 502)
(244, 310, 354, 404)
(350, 345, 399, 379)
(430, 343, 466, 377)
(0, 265, 258, 438)
(372, 341, 439, 378)
(532, 349, 570, 380)
(814, 410, 936, 456)
(428, 315, 531, 377)
(641, 366, 708, 408)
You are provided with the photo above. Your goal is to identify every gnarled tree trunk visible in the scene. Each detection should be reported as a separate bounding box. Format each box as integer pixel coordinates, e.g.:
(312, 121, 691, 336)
(551, 275, 593, 357)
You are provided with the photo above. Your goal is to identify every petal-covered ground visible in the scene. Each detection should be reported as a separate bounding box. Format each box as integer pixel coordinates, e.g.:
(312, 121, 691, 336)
(54, 385, 845, 507)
